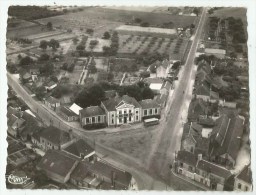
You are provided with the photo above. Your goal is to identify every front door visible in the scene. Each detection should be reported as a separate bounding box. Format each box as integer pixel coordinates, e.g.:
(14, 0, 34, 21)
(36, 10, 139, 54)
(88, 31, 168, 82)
(124, 117, 127, 124)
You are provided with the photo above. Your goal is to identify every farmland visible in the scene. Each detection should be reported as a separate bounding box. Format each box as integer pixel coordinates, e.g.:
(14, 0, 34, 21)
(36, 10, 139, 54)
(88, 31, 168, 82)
(35, 7, 196, 37)
(118, 34, 189, 60)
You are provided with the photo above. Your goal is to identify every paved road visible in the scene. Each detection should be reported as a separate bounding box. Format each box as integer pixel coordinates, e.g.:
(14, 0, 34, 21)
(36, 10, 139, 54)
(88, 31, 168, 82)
(147, 7, 208, 184)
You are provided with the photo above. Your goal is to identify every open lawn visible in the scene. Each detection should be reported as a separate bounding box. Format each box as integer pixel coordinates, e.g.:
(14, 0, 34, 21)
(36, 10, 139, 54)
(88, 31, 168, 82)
(211, 7, 247, 22)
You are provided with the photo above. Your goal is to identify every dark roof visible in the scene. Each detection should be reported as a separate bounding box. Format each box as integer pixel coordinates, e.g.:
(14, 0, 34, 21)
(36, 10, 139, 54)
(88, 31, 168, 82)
(45, 96, 60, 104)
(197, 61, 212, 75)
(70, 161, 90, 181)
(20, 112, 41, 139)
(80, 106, 105, 118)
(59, 106, 77, 117)
(188, 98, 208, 120)
(195, 83, 210, 96)
(155, 94, 168, 106)
(63, 139, 94, 158)
(39, 126, 71, 145)
(7, 106, 21, 118)
(161, 81, 172, 91)
(176, 150, 198, 167)
(236, 165, 252, 184)
(88, 160, 132, 188)
(139, 99, 160, 109)
(37, 150, 77, 178)
(195, 70, 212, 86)
(102, 95, 141, 111)
(198, 116, 215, 127)
(210, 115, 244, 160)
(181, 122, 191, 141)
(197, 160, 232, 180)
(8, 114, 25, 128)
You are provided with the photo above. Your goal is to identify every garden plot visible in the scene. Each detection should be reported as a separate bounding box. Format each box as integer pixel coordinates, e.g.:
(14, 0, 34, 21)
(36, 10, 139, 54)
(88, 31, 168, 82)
(33, 33, 76, 43)
(65, 65, 84, 84)
(85, 38, 111, 52)
(94, 58, 108, 71)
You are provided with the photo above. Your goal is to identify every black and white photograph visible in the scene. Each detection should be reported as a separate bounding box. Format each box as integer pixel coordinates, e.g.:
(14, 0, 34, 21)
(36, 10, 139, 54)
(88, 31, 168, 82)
(0, 0, 255, 193)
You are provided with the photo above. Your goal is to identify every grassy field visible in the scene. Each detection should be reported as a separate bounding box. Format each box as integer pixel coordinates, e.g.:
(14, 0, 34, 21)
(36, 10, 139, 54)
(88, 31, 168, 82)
(35, 7, 196, 38)
(211, 7, 247, 22)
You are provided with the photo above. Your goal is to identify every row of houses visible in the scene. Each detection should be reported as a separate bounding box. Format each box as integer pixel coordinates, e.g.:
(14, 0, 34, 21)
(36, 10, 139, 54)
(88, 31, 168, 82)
(174, 58, 252, 191)
(29, 126, 135, 189)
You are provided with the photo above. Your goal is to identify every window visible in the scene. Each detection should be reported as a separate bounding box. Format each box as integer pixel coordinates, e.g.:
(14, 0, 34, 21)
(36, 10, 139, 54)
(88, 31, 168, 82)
(129, 116, 131, 121)
(144, 110, 147, 116)
(136, 110, 139, 114)
(189, 166, 193, 172)
(155, 108, 158, 114)
(124, 110, 127, 114)
(92, 117, 95, 123)
(119, 110, 122, 115)
(86, 118, 90, 124)
(129, 109, 132, 113)
(238, 183, 241, 189)
(149, 109, 152, 115)
(180, 162, 183, 168)
(136, 116, 139, 121)
(190, 147, 194, 153)
(98, 116, 101, 122)
(245, 186, 248, 191)
(112, 119, 114, 124)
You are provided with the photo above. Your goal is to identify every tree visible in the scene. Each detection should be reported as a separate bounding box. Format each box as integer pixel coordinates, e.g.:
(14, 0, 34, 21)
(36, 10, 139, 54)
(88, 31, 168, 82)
(134, 18, 142, 23)
(46, 22, 53, 30)
(75, 84, 105, 108)
(172, 61, 181, 70)
(39, 53, 50, 61)
(76, 44, 85, 51)
(140, 71, 150, 78)
(7, 63, 17, 73)
(86, 28, 94, 35)
(88, 64, 97, 74)
(89, 40, 99, 50)
(39, 63, 54, 76)
(39, 40, 48, 50)
(34, 86, 46, 100)
(19, 56, 33, 66)
(140, 22, 149, 27)
(48, 39, 60, 50)
(102, 31, 111, 39)
(72, 37, 79, 45)
(50, 75, 58, 83)
(193, 8, 200, 16)
(149, 64, 157, 73)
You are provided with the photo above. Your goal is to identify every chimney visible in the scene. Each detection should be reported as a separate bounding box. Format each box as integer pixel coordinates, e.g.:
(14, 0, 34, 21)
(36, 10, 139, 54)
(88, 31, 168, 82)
(80, 152, 85, 159)
(111, 171, 116, 187)
(198, 154, 202, 162)
(68, 129, 73, 140)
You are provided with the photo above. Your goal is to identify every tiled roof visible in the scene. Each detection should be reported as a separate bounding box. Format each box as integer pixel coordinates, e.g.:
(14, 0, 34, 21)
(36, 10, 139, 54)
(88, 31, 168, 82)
(139, 99, 160, 109)
(80, 106, 105, 118)
(70, 161, 90, 181)
(177, 150, 198, 167)
(45, 96, 60, 104)
(59, 106, 77, 117)
(88, 160, 132, 188)
(8, 114, 25, 129)
(63, 139, 94, 158)
(37, 150, 78, 178)
(236, 164, 252, 184)
(197, 160, 232, 179)
(210, 115, 244, 160)
(102, 95, 141, 111)
(188, 98, 208, 120)
(39, 126, 71, 145)
(195, 83, 210, 96)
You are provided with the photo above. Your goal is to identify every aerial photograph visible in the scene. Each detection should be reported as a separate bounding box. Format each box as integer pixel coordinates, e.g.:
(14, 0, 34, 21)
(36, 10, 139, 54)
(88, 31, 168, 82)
(5, 5, 252, 191)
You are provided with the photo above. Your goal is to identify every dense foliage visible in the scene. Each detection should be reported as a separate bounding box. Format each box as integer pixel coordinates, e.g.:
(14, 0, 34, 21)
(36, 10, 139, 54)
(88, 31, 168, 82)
(8, 6, 63, 20)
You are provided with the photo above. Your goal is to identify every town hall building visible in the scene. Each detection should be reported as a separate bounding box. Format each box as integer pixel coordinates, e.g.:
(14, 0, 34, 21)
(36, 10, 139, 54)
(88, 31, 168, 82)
(79, 95, 161, 128)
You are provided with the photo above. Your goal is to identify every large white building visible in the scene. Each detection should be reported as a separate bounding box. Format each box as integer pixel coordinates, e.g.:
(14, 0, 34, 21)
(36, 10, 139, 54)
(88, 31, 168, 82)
(79, 95, 161, 128)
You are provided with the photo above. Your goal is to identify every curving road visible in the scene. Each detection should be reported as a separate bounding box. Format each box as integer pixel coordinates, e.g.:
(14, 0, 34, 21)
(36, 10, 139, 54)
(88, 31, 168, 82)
(7, 7, 208, 190)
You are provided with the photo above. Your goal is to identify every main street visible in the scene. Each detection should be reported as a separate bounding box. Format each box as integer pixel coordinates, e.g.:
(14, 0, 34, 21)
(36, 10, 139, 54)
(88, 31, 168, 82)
(147, 7, 207, 184)
(7, 8, 207, 190)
